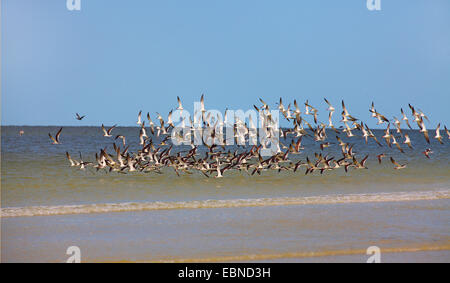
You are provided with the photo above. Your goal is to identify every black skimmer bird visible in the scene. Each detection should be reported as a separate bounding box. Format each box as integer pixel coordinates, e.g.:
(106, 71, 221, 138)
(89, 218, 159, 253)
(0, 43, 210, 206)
(115, 135, 126, 146)
(102, 124, 116, 137)
(137, 111, 142, 125)
(390, 157, 407, 170)
(422, 148, 433, 159)
(434, 123, 443, 144)
(176, 96, 184, 115)
(377, 153, 385, 164)
(49, 127, 63, 144)
(75, 113, 86, 120)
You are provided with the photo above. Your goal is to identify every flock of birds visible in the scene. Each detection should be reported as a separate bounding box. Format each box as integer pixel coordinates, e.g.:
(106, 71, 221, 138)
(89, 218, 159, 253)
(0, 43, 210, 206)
(46, 96, 449, 178)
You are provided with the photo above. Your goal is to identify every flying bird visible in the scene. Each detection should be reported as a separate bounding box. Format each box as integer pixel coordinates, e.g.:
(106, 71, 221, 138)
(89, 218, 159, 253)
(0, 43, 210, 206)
(49, 127, 63, 144)
(137, 111, 142, 125)
(102, 124, 116, 137)
(390, 157, 407, 170)
(377, 153, 385, 164)
(418, 118, 430, 144)
(434, 123, 443, 144)
(200, 94, 206, 113)
(422, 148, 433, 159)
(324, 98, 335, 112)
(403, 134, 413, 149)
(66, 152, 80, 167)
(75, 113, 86, 120)
(115, 135, 126, 146)
(176, 96, 184, 114)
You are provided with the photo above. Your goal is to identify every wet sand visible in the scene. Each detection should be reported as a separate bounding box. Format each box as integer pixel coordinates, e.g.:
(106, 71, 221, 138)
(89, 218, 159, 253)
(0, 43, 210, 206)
(2, 199, 449, 263)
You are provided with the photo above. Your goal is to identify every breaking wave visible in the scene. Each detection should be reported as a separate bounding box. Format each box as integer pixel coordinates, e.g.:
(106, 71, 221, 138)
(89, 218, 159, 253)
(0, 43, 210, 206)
(2, 190, 449, 218)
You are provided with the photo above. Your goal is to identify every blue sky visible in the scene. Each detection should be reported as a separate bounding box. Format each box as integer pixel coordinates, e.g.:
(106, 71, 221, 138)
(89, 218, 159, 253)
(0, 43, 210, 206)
(2, 0, 450, 127)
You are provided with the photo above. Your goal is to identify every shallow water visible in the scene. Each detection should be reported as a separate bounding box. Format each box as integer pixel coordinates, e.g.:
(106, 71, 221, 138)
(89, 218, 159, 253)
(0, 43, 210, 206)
(1, 126, 449, 262)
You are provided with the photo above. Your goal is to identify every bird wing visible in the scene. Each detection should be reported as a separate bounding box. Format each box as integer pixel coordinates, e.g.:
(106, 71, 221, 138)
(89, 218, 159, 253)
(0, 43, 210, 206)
(390, 157, 400, 167)
(424, 130, 430, 144)
(200, 94, 205, 109)
(107, 125, 117, 135)
(55, 127, 63, 142)
(102, 124, 108, 135)
(49, 133, 57, 143)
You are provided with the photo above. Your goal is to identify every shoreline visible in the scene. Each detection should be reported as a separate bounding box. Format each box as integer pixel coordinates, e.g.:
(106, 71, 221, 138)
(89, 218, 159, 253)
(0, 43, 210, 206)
(114, 245, 450, 263)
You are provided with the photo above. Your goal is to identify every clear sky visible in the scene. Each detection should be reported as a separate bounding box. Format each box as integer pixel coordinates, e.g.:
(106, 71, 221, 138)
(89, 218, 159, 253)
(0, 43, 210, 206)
(2, 0, 450, 127)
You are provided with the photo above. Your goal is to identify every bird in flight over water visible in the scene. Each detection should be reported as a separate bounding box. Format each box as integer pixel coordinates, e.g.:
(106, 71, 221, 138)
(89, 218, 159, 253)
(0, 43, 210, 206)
(49, 127, 63, 144)
(102, 124, 117, 137)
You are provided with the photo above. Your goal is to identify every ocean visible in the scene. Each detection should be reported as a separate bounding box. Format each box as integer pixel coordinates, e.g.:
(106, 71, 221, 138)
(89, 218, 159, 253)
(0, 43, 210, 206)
(1, 126, 449, 262)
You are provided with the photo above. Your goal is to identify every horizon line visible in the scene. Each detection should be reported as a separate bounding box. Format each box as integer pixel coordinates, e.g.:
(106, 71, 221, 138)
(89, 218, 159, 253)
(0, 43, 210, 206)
(0, 124, 441, 131)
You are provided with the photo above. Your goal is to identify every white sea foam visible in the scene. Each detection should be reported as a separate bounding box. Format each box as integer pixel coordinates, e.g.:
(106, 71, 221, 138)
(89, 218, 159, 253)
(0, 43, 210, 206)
(1, 190, 449, 218)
